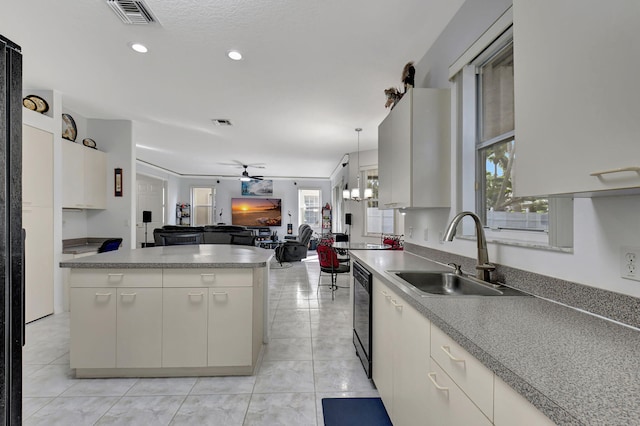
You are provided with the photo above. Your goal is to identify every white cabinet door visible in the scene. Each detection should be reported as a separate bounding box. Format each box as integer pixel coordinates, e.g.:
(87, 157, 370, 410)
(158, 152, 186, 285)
(22, 124, 53, 207)
(208, 287, 253, 367)
(62, 140, 85, 208)
(372, 278, 395, 417)
(391, 91, 412, 207)
(162, 288, 208, 367)
(426, 359, 492, 426)
(23, 206, 54, 322)
(84, 147, 107, 209)
(494, 375, 555, 426)
(70, 288, 116, 368)
(378, 113, 393, 207)
(392, 298, 431, 426)
(513, 0, 640, 196)
(116, 288, 162, 368)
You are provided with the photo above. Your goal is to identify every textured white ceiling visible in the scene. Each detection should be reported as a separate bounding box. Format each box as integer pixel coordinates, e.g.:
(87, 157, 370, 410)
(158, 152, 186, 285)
(3, 0, 464, 179)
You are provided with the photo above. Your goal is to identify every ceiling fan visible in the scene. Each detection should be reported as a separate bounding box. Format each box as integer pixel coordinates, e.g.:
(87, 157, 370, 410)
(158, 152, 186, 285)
(218, 160, 265, 181)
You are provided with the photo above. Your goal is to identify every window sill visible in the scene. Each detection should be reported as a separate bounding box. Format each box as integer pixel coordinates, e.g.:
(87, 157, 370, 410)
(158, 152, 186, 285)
(456, 234, 573, 253)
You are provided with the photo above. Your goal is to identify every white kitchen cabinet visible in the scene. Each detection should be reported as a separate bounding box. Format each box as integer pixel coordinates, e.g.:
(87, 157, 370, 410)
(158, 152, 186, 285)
(392, 290, 431, 426)
(426, 359, 492, 426)
(208, 286, 253, 366)
(431, 324, 494, 420)
(22, 124, 54, 323)
(372, 278, 395, 417)
(513, 0, 640, 196)
(377, 88, 450, 208)
(116, 288, 162, 368)
(372, 278, 431, 425)
(162, 287, 208, 367)
(494, 375, 554, 426)
(70, 287, 116, 368)
(22, 124, 53, 207)
(23, 207, 54, 322)
(62, 139, 107, 209)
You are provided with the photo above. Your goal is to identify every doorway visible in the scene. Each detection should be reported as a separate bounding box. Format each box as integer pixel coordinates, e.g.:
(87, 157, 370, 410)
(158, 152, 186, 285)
(136, 174, 165, 247)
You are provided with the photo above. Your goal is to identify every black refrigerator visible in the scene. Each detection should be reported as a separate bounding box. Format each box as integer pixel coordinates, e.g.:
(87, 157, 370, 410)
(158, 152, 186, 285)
(0, 34, 24, 425)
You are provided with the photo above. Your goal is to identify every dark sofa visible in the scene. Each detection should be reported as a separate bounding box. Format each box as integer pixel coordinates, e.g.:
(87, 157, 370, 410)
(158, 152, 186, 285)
(153, 225, 255, 246)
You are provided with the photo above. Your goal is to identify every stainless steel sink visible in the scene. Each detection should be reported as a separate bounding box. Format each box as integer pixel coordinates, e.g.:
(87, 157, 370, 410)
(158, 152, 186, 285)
(392, 271, 527, 296)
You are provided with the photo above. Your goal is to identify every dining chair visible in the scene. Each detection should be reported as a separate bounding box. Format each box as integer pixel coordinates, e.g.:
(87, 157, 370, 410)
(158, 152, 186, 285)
(317, 241, 350, 300)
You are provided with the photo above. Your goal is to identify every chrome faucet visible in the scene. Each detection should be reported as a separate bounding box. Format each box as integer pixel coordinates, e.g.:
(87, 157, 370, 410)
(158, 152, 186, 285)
(443, 211, 495, 282)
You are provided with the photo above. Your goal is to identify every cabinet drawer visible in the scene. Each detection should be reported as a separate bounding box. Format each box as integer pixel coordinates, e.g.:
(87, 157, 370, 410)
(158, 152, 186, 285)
(163, 268, 253, 288)
(427, 359, 492, 426)
(431, 324, 494, 421)
(69, 269, 162, 288)
(494, 375, 554, 426)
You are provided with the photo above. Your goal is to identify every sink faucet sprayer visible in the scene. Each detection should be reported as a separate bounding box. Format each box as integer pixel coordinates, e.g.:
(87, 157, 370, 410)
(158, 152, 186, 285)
(443, 211, 495, 282)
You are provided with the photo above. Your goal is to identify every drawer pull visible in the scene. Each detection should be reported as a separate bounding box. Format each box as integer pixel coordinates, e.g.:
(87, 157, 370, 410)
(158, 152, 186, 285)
(95, 292, 112, 297)
(390, 299, 403, 309)
(441, 345, 465, 363)
(120, 293, 137, 297)
(590, 166, 640, 177)
(428, 372, 449, 392)
(188, 292, 204, 297)
(212, 292, 228, 296)
(200, 273, 216, 282)
(107, 273, 124, 279)
(381, 290, 391, 300)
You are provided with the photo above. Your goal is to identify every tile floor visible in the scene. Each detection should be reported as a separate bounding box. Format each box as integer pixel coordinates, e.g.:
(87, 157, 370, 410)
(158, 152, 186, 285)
(22, 254, 378, 425)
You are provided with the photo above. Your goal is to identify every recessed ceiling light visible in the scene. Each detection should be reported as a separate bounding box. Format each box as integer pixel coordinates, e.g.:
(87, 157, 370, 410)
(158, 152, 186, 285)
(227, 50, 242, 61)
(130, 43, 148, 53)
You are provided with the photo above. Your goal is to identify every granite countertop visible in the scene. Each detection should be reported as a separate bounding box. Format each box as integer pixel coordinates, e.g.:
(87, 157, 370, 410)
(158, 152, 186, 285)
(350, 250, 640, 426)
(62, 237, 110, 255)
(59, 244, 274, 269)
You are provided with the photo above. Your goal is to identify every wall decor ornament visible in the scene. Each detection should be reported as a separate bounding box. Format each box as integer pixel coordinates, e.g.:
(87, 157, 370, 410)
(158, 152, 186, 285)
(114, 168, 123, 197)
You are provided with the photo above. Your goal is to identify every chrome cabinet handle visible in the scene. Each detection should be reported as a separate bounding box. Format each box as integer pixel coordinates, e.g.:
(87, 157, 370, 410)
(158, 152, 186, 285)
(590, 166, 640, 177)
(428, 372, 449, 392)
(441, 345, 465, 363)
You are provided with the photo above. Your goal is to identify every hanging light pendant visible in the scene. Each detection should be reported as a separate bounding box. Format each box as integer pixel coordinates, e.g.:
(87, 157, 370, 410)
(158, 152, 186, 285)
(345, 128, 372, 202)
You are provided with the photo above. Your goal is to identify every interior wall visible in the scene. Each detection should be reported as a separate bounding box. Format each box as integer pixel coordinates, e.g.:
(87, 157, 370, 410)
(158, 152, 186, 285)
(407, 0, 640, 298)
(85, 119, 135, 249)
(175, 177, 331, 238)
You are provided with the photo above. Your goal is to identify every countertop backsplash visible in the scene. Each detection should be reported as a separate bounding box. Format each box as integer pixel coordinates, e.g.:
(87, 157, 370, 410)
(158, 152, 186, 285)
(405, 242, 640, 330)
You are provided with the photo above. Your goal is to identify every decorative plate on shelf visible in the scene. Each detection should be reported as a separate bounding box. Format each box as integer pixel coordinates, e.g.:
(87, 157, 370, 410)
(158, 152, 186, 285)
(23, 97, 37, 111)
(82, 138, 97, 149)
(27, 95, 49, 113)
(61, 113, 77, 141)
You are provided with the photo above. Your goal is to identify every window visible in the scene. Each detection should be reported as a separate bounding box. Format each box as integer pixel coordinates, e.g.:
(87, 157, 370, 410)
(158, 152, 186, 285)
(363, 168, 394, 236)
(298, 189, 321, 233)
(191, 187, 215, 226)
(456, 24, 572, 248)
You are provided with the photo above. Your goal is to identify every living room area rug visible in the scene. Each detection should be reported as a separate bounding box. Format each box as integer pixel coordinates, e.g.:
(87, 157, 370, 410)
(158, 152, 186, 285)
(321, 398, 392, 426)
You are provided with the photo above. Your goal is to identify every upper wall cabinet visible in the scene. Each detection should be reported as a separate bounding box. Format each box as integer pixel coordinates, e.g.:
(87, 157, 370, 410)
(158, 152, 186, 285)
(378, 88, 450, 209)
(62, 139, 107, 209)
(513, 0, 640, 196)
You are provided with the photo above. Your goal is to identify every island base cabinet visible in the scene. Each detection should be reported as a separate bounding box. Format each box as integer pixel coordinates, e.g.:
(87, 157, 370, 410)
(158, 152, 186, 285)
(426, 359, 492, 426)
(70, 288, 116, 368)
(162, 288, 208, 367)
(116, 288, 162, 368)
(208, 287, 253, 367)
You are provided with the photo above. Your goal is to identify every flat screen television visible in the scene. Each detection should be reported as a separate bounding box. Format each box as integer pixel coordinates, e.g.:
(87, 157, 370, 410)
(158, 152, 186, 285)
(231, 198, 282, 227)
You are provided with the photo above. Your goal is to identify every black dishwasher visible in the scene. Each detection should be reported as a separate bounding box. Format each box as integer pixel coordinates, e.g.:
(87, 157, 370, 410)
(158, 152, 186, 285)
(353, 261, 372, 378)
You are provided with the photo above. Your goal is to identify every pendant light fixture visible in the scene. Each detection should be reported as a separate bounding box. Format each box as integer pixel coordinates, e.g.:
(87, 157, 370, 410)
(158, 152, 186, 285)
(344, 128, 372, 202)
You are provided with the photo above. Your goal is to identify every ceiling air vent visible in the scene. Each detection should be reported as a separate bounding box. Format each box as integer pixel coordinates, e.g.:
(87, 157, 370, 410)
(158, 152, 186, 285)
(106, 0, 158, 25)
(212, 119, 233, 126)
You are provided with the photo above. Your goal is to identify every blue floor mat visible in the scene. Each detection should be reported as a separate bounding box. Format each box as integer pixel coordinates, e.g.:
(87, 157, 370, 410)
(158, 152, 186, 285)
(321, 397, 392, 426)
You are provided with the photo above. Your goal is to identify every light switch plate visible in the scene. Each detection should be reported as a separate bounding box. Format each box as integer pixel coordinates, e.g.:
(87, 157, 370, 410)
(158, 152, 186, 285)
(620, 246, 640, 281)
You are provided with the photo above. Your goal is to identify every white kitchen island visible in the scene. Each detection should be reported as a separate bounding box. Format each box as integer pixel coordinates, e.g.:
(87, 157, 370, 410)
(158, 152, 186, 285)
(60, 244, 272, 378)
